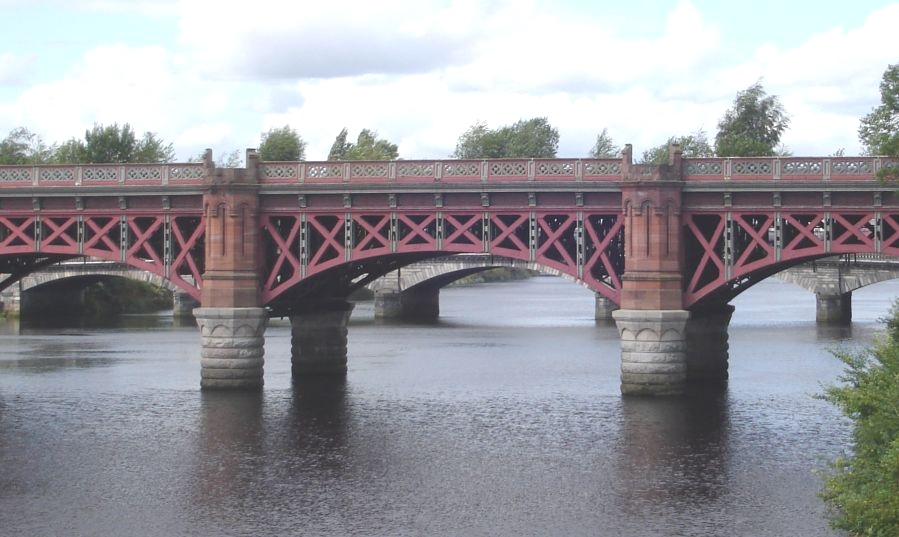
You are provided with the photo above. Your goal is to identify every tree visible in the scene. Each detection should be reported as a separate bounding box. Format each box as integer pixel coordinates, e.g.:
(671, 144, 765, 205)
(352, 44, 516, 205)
(53, 123, 174, 163)
(821, 301, 899, 536)
(714, 82, 790, 157)
(258, 125, 306, 161)
(858, 64, 899, 166)
(589, 128, 620, 158)
(452, 117, 559, 159)
(328, 128, 351, 160)
(0, 127, 54, 164)
(641, 130, 715, 164)
(329, 128, 398, 160)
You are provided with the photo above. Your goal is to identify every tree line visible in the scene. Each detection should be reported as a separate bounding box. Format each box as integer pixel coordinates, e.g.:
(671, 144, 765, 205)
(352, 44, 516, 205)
(2, 66, 896, 168)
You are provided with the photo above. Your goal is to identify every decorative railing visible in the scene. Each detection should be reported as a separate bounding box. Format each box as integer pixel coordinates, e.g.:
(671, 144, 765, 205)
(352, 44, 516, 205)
(0, 163, 206, 188)
(0, 156, 892, 189)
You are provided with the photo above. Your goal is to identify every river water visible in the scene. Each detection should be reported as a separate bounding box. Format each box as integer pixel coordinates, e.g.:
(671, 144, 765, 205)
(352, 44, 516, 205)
(1, 276, 892, 536)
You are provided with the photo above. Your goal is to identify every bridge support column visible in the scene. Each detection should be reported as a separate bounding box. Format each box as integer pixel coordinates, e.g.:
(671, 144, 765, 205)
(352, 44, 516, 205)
(685, 304, 734, 385)
(399, 287, 439, 321)
(595, 294, 618, 322)
(614, 144, 687, 396)
(816, 292, 852, 324)
(196, 149, 265, 390)
(373, 289, 402, 319)
(173, 291, 199, 318)
(290, 300, 355, 376)
(613, 309, 689, 395)
(195, 307, 267, 389)
(373, 288, 440, 321)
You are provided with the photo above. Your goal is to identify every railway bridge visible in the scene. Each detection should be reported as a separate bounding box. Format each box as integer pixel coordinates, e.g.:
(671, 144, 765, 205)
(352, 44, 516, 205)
(0, 146, 896, 395)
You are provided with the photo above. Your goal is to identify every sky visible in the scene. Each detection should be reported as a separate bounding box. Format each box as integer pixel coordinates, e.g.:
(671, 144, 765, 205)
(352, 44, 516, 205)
(0, 0, 897, 163)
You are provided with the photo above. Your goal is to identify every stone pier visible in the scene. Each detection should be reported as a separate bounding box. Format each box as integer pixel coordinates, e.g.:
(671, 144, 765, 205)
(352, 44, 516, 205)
(685, 304, 734, 385)
(595, 294, 618, 322)
(173, 290, 200, 318)
(290, 300, 354, 376)
(195, 307, 267, 389)
(373, 287, 440, 321)
(816, 291, 852, 324)
(613, 309, 689, 395)
(195, 149, 265, 389)
(613, 144, 688, 396)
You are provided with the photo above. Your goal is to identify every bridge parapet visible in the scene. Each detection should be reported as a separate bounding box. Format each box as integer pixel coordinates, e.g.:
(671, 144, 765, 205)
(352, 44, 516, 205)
(0, 163, 206, 188)
(0, 155, 894, 190)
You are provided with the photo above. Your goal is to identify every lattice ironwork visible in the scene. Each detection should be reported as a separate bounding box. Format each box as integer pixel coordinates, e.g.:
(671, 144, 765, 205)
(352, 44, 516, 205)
(0, 213, 203, 299)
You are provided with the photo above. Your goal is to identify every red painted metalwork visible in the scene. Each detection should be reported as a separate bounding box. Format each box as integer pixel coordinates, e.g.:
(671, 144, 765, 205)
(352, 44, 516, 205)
(2, 155, 899, 311)
(0, 211, 204, 299)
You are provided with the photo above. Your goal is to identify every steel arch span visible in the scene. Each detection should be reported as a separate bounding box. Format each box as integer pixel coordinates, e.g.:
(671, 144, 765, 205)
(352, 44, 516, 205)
(259, 209, 624, 307)
(682, 208, 899, 307)
(0, 212, 205, 300)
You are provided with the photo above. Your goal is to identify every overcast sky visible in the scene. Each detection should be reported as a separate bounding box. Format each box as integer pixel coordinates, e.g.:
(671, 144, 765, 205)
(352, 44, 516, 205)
(0, 0, 897, 162)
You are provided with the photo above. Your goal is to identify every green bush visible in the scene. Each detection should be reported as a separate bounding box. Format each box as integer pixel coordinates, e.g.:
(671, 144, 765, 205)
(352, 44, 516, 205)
(822, 302, 899, 536)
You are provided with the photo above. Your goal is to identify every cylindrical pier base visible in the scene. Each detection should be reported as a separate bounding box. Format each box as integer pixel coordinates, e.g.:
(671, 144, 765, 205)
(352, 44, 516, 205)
(613, 309, 689, 396)
(595, 293, 619, 323)
(816, 292, 852, 324)
(194, 307, 267, 389)
(685, 304, 734, 385)
(290, 301, 355, 376)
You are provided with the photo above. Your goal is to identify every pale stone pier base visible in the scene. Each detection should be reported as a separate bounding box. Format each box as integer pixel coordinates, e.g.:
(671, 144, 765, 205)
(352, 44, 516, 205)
(373, 287, 439, 321)
(173, 291, 200, 318)
(373, 289, 402, 319)
(816, 291, 852, 324)
(685, 304, 734, 385)
(290, 301, 355, 376)
(194, 307, 267, 389)
(595, 294, 619, 323)
(612, 309, 690, 396)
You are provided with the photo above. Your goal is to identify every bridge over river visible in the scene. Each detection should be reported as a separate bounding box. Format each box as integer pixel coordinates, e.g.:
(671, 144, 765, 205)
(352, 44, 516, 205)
(0, 145, 897, 395)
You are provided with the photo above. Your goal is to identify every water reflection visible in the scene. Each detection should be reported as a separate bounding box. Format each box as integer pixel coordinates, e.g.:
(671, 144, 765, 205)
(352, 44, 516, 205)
(194, 391, 265, 508)
(616, 390, 730, 512)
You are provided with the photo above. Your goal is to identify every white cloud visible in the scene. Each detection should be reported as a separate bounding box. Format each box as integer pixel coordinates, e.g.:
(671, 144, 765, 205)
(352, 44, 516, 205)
(0, 52, 37, 86)
(3, 0, 898, 161)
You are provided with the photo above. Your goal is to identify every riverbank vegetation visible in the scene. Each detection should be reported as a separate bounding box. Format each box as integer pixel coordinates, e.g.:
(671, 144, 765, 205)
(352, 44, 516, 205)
(83, 280, 172, 317)
(821, 300, 899, 536)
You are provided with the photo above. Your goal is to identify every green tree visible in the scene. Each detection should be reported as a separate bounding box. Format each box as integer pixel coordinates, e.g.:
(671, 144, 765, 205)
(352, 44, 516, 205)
(714, 82, 790, 157)
(258, 125, 306, 161)
(859, 64, 899, 181)
(329, 128, 398, 160)
(641, 129, 715, 164)
(328, 128, 351, 160)
(821, 301, 899, 536)
(0, 127, 54, 164)
(589, 128, 620, 158)
(53, 123, 174, 163)
(452, 117, 559, 159)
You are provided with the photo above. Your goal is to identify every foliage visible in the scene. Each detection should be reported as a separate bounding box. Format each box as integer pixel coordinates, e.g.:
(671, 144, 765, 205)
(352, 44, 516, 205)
(452, 117, 559, 159)
(589, 128, 620, 158)
(328, 128, 398, 160)
(821, 301, 899, 536)
(84, 279, 173, 317)
(714, 82, 790, 157)
(258, 125, 306, 161)
(641, 129, 715, 164)
(0, 127, 54, 164)
(54, 123, 174, 163)
(859, 64, 899, 181)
